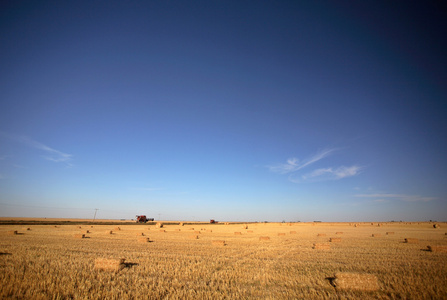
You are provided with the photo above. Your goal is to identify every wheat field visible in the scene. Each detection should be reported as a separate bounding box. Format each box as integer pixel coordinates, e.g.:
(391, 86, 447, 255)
(1, 221, 446, 299)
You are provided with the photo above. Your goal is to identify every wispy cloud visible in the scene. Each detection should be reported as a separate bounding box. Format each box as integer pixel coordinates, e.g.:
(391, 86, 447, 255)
(0, 133, 73, 166)
(268, 148, 336, 174)
(354, 193, 436, 202)
(269, 148, 361, 183)
(296, 165, 362, 182)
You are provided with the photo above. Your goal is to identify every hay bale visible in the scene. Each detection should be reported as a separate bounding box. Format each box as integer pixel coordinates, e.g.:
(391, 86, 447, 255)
(386, 232, 394, 235)
(333, 272, 379, 291)
(313, 243, 330, 250)
(259, 236, 270, 241)
(138, 237, 150, 243)
(84, 230, 90, 234)
(404, 238, 419, 244)
(108, 230, 113, 234)
(212, 240, 225, 246)
(74, 234, 85, 239)
(155, 223, 163, 228)
(247, 230, 253, 233)
(179, 222, 184, 226)
(242, 225, 248, 229)
(189, 235, 199, 239)
(335, 232, 343, 235)
(234, 232, 242, 235)
(194, 231, 201, 234)
(159, 230, 166, 232)
(114, 227, 121, 231)
(427, 245, 447, 253)
(23, 228, 31, 231)
(433, 224, 440, 228)
(278, 233, 286, 236)
(372, 234, 381, 237)
(94, 258, 125, 272)
(317, 233, 326, 237)
(330, 237, 341, 242)
(290, 231, 296, 234)
(8, 230, 18, 235)
(137, 232, 145, 236)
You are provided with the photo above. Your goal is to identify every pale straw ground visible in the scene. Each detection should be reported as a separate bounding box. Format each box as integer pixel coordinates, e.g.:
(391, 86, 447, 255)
(1, 221, 446, 299)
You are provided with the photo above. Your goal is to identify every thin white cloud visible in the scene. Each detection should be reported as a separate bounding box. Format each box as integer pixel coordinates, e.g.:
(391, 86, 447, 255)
(268, 148, 336, 174)
(292, 165, 362, 183)
(355, 193, 436, 202)
(269, 147, 362, 183)
(0, 133, 73, 166)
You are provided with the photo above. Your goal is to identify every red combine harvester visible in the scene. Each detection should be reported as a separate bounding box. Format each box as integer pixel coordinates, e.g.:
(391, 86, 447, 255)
(210, 219, 218, 224)
(136, 215, 154, 223)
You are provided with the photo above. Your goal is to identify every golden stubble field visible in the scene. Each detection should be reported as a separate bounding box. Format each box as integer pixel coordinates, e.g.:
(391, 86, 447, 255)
(1, 221, 446, 299)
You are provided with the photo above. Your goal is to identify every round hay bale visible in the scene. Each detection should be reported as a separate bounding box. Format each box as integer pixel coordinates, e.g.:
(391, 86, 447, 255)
(278, 233, 286, 236)
(330, 237, 342, 242)
(212, 240, 225, 246)
(317, 233, 326, 237)
(289, 231, 296, 234)
(313, 243, 330, 250)
(259, 236, 270, 241)
(189, 235, 199, 239)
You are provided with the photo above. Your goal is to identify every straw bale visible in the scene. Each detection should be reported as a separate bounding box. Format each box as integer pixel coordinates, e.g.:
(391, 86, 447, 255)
(114, 227, 121, 231)
(8, 230, 18, 235)
(259, 236, 270, 241)
(242, 225, 248, 229)
(317, 233, 326, 237)
(433, 224, 440, 228)
(138, 237, 150, 243)
(404, 238, 418, 244)
(212, 240, 226, 246)
(427, 245, 447, 253)
(290, 231, 296, 234)
(23, 228, 31, 231)
(137, 232, 145, 236)
(278, 233, 286, 236)
(84, 230, 90, 234)
(179, 222, 184, 226)
(155, 223, 163, 228)
(336, 232, 343, 234)
(247, 230, 253, 233)
(386, 232, 394, 235)
(107, 230, 113, 234)
(330, 237, 341, 242)
(74, 234, 85, 239)
(313, 243, 330, 250)
(189, 235, 199, 239)
(234, 232, 242, 235)
(194, 231, 201, 234)
(372, 234, 381, 237)
(334, 272, 379, 291)
(159, 230, 166, 232)
(94, 258, 125, 272)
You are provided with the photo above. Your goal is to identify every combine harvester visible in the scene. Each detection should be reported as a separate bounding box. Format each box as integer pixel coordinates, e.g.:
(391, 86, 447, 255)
(135, 215, 154, 223)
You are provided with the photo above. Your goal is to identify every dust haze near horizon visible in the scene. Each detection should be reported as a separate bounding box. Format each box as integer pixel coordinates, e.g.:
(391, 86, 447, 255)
(1, 1, 446, 222)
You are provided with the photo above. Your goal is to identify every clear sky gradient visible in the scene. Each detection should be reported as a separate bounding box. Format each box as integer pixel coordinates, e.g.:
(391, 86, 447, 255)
(1, 1, 446, 222)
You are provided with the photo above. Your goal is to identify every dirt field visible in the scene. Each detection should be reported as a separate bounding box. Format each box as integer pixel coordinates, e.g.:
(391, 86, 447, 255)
(1, 221, 446, 299)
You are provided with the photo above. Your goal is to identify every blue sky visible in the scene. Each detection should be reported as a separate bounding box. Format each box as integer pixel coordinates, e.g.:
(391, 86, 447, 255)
(1, 1, 446, 221)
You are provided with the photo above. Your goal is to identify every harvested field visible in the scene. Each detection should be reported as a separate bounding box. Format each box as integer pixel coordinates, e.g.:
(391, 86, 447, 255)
(0, 221, 446, 299)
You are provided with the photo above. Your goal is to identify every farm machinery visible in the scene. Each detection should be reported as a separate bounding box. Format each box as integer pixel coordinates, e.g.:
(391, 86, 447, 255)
(136, 215, 154, 223)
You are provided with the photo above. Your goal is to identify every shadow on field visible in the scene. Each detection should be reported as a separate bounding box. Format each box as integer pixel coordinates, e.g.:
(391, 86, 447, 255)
(124, 262, 138, 268)
(0, 252, 12, 256)
(325, 276, 336, 288)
